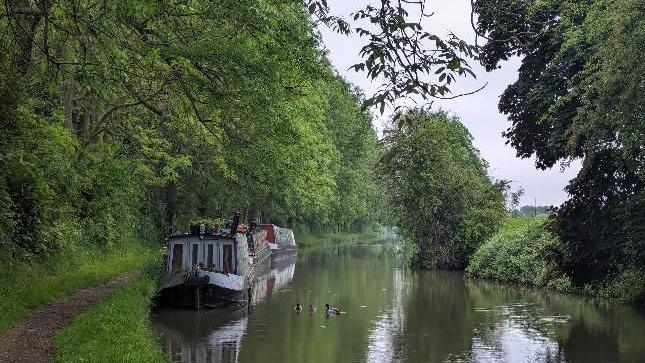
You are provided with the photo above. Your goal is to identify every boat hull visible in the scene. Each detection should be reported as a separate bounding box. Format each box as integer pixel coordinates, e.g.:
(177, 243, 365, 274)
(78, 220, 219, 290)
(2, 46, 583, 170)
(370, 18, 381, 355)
(159, 282, 250, 309)
(158, 246, 272, 309)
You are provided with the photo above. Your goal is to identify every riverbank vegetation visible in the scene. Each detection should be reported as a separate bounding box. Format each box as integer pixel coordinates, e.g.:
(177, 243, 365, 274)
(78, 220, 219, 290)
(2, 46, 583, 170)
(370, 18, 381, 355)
(466, 217, 569, 288)
(54, 269, 165, 363)
(377, 0, 643, 306)
(0, 243, 159, 334)
(467, 217, 645, 304)
(379, 110, 507, 270)
(379, 107, 643, 304)
(0, 1, 389, 269)
(472, 0, 644, 304)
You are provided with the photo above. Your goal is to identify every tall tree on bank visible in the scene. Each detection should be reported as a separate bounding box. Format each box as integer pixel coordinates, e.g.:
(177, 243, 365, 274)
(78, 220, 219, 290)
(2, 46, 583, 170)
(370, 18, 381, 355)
(473, 0, 645, 287)
(0, 0, 385, 258)
(379, 110, 506, 269)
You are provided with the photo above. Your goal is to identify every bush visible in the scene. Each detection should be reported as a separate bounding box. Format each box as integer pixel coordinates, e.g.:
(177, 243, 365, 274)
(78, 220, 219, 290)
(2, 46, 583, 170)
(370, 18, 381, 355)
(466, 217, 565, 285)
(596, 269, 645, 305)
(467, 217, 645, 305)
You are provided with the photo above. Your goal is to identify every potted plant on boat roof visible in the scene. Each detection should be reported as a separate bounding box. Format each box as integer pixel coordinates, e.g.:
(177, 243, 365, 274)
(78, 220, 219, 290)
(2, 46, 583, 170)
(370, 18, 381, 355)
(190, 218, 225, 235)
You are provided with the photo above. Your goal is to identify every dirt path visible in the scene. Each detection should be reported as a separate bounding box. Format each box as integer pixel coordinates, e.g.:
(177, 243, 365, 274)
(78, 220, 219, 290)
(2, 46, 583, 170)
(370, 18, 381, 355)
(0, 272, 141, 363)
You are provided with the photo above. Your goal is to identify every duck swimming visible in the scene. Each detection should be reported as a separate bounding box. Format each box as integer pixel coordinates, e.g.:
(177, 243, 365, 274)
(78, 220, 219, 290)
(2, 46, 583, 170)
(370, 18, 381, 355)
(325, 304, 341, 315)
(295, 303, 303, 314)
(308, 304, 317, 312)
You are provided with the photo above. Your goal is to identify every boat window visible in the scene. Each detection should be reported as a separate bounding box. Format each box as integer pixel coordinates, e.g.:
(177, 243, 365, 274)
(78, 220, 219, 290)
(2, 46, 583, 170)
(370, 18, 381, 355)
(207, 244, 214, 269)
(172, 244, 183, 273)
(223, 244, 233, 273)
(191, 244, 199, 267)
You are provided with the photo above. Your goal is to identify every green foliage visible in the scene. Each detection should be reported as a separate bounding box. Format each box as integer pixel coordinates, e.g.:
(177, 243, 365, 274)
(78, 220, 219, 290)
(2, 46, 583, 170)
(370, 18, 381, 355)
(54, 272, 165, 363)
(379, 110, 506, 269)
(306, 0, 480, 109)
(466, 217, 566, 286)
(0, 0, 386, 261)
(189, 218, 225, 228)
(0, 243, 160, 334)
(596, 269, 645, 305)
(473, 0, 645, 287)
(467, 217, 645, 304)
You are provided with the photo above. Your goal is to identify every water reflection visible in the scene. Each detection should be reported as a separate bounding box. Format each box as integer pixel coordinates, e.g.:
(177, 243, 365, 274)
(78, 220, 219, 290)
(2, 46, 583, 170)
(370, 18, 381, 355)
(154, 250, 298, 363)
(155, 308, 247, 363)
(365, 268, 407, 362)
(153, 246, 645, 363)
(250, 250, 297, 305)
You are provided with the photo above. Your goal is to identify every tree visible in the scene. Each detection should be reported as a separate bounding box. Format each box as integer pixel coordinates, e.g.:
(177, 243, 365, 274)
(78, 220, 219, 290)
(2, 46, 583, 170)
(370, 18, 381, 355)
(0, 0, 387, 258)
(473, 0, 645, 285)
(379, 110, 506, 269)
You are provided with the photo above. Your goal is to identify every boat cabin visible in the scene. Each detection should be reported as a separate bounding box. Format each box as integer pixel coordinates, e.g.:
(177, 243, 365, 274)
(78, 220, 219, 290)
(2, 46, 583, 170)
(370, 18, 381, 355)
(166, 234, 249, 276)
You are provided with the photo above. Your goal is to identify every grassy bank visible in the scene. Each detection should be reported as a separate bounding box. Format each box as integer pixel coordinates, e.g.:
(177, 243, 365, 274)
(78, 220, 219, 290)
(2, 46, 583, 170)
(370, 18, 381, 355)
(54, 266, 165, 363)
(466, 217, 645, 305)
(0, 243, 160, 334)
(296, 228, 395, 248)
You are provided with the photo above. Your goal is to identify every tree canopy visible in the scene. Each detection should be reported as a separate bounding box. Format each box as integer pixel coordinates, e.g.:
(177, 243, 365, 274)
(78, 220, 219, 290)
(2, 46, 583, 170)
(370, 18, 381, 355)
(0, 0, 385, 258)
(379, 110, 506, 269)
(473, 0, 645, 285)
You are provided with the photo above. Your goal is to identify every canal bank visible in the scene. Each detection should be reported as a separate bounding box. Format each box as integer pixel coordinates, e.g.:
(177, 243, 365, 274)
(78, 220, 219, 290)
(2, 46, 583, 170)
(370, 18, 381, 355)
(466, 217, 645, 306)
(0, 243, 166, 363)
(53, 269, 166, 363)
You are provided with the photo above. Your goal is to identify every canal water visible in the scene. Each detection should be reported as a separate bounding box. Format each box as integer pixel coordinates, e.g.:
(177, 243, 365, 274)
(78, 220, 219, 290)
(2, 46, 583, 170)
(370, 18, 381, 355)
(152, 245, 645, 362)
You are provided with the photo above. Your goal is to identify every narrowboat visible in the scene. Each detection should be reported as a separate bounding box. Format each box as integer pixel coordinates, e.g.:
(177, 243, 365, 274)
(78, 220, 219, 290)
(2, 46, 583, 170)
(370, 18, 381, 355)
(258, 223, 297, 250)
(158, 214, 271, 309)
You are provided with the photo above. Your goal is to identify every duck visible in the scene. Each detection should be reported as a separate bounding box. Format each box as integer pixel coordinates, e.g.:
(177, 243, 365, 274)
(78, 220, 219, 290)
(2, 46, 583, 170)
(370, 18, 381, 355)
(295, 303, 303, 314)
(325, 304, 341, 315)
(308, 304, 317, 312)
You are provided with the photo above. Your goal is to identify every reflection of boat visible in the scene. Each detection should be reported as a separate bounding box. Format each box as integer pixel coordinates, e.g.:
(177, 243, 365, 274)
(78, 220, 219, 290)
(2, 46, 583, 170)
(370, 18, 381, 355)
(154, 308, 248, 363)
(159, 214, 272, 309)
(154, 249, 298, 363)
(251, 249, 297, 304)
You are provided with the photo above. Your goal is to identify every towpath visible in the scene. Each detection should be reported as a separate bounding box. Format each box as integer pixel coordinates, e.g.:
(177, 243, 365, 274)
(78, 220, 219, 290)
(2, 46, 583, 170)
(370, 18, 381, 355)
(0, 272, 140, 363)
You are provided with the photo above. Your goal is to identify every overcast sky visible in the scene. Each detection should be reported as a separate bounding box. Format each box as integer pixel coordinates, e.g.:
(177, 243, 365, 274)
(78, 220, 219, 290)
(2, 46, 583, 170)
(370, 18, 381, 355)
(319, 0, 579, 207)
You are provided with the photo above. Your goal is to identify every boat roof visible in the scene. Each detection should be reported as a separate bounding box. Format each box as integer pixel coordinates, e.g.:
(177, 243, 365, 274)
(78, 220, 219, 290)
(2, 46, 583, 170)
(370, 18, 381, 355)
(167, 233, 236, 242)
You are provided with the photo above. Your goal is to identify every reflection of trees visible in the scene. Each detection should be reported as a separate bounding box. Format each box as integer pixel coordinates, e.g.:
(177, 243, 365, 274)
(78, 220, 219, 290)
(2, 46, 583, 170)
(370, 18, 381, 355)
(401, 271, 477, 362)
(464, 278, 645, 362)
(154, 247, 645, 362)
(239, 245, 400, 362)
(365, 268, 408, 362)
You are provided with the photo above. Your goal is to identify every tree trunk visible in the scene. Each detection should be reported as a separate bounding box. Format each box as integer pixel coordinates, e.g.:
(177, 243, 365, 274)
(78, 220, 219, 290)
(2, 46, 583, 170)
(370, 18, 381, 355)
(12, 1, 42, 74)
(164, 182, 177, 237)
(81, 97, 93, 141)
(63, 81, 75, 131)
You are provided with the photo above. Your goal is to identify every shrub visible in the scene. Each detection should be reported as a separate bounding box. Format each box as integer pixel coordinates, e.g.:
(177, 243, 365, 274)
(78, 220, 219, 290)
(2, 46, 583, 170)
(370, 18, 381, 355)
(466, 217, 563, 285)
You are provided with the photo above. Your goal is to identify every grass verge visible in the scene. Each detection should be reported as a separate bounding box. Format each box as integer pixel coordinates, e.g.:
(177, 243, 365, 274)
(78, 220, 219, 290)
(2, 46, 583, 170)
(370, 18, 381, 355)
(53, 265, 166, 363)
(0, 243, 160, 334)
